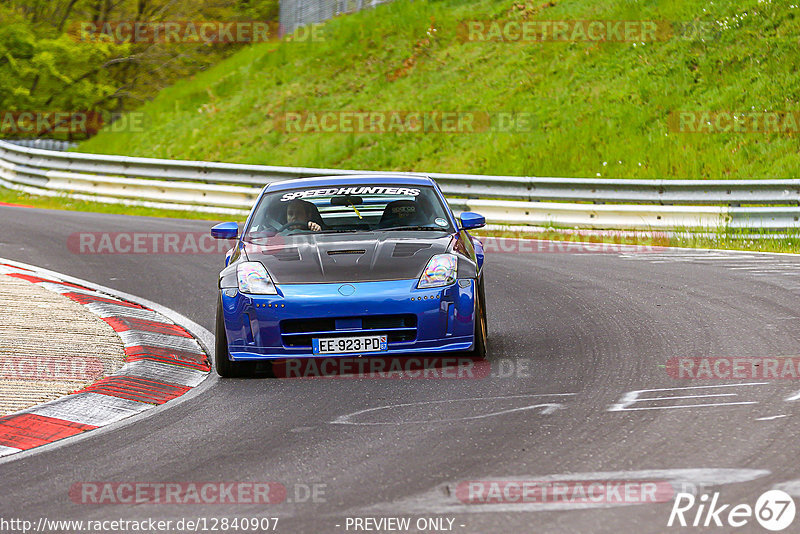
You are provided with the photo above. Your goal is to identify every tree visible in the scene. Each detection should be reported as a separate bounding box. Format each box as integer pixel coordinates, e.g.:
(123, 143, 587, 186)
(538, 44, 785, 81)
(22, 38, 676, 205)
(0, 0, 280, 139)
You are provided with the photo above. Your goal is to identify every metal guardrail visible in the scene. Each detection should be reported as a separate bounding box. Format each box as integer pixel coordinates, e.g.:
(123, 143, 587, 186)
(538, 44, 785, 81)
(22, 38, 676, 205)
(5, 139, 78, 152)
(280, 0, 394, 35)
(1, 139, 799, 230)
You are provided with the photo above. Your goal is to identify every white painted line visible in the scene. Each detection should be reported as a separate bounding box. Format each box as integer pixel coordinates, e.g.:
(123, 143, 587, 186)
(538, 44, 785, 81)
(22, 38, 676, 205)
(352, 468, 772, 514)
(116, 360, 207, 387)
(480, 230, 798, 257)
(666, 258, 722, 261)
(84, 302, 173, 323)
(707, 259, 783, 263)
(672, 254, 731, 263)
(27, 392, 151, 426)
(0, 445, 23, 457)
(639, 393, 737, 402)
(332, 394, 575, 425)
(608, 383, 767, 412)
(629, 245, 800, 258)
(714, 265, 781, 269)
(728, 267, 782, 270)
(624, 382, 767, 394)
(773, 480, 800, 497)
(611, 401, 758, 411)
(118, 330, 202, 353)
(756, 415, 789, 421)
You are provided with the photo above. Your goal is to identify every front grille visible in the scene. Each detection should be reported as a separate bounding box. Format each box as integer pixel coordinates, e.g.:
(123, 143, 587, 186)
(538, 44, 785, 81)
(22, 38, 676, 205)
(363, 316, 414, 329)
(280, 314, 417, 348)
(281, 318, 336, 334)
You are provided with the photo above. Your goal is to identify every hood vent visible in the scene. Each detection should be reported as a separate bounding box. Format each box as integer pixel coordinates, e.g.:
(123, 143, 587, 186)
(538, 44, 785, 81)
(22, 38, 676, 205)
(392, 243, 431, 258)
(269, 248, 300, 261)
(327, 249, 366, 256)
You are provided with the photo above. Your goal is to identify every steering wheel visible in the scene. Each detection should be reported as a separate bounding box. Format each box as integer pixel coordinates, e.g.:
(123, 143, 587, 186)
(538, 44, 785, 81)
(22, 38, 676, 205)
(277, 221, 310, 232)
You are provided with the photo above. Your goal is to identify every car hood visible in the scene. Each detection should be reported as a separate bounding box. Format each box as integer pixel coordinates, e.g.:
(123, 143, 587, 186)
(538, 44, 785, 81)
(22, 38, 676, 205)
(243, 231, 453, 284)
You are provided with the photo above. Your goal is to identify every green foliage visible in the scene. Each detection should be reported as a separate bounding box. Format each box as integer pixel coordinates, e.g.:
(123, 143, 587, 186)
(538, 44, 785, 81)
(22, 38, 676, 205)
(0, 0, 280, 139)
(235, 0, 280, 21)
(76, 0, 800, 178)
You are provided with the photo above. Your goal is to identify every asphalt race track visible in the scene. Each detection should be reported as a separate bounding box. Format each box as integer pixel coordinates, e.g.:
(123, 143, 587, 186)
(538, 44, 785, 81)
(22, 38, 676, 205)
(2, 204, 800, 533)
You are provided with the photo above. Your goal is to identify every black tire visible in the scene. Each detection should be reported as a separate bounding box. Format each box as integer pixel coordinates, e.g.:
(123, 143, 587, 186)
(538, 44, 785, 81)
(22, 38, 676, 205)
(470, 277, 488, 359)
(215, 296, 250, 378)
(478, 275, 487, 337)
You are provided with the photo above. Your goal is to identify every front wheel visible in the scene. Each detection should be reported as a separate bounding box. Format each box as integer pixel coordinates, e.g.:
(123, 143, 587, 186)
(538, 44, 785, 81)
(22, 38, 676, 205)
(215, 296, 251, 378)
(470, 277, 488, 359)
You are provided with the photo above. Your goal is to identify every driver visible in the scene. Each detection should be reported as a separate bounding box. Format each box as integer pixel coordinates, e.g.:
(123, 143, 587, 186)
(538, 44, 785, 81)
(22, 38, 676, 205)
(286, 199, 322, 232)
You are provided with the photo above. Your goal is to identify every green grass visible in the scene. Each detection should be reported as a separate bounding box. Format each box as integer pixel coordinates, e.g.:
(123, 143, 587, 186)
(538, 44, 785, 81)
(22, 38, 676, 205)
(474, 226, 800, 254)
(0, 186, 240, 222)
(671, 227, 800, 254)
(77, 0, 800, 179)
(5, 184, 798, 254)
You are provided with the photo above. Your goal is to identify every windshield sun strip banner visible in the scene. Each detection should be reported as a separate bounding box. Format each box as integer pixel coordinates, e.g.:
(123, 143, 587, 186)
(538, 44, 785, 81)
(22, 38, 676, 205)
(280, 186, 421, 201)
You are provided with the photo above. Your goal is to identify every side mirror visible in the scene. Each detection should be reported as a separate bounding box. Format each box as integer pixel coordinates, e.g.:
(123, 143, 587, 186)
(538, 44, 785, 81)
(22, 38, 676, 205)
(211, 221, 239, 240)
(459, 212, 485, 230)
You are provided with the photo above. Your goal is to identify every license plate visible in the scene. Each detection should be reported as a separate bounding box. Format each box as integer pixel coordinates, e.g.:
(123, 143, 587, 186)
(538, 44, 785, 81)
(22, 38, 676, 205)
(312, 335, 388, 355)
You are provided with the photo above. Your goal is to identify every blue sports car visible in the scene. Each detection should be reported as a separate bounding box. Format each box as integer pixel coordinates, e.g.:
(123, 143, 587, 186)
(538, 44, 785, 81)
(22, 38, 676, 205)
(211, 174, 487, 377)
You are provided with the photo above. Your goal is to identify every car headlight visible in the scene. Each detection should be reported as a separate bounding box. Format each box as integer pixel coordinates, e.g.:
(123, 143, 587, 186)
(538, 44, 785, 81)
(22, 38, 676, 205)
(418, 254, 458, 289)
(237, 262, 277, 294)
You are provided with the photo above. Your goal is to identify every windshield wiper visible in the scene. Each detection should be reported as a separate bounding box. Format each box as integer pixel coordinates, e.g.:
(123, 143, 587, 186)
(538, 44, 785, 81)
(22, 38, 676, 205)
(318, 228, 363, 234)
(377, 226, 448, 232)
(244, 232, 278, 242)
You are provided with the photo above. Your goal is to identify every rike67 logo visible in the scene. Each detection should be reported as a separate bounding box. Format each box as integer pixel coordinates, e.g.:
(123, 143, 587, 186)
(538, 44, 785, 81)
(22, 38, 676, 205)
(668, 490, 796, 531)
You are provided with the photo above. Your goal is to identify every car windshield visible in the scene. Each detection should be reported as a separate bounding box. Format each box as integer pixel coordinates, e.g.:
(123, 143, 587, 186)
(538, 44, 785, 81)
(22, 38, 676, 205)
(244, 184, 454, 239)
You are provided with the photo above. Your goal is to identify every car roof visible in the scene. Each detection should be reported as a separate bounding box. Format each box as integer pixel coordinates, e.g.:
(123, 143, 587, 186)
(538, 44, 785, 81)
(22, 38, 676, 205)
(264, 174, 436, 192)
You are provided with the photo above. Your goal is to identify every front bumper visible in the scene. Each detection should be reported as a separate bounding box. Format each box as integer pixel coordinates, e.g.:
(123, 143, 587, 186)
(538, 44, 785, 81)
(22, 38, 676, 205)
(221, 278, 476, 360)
